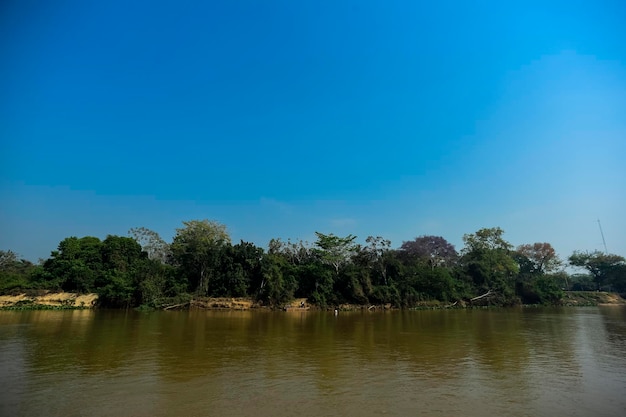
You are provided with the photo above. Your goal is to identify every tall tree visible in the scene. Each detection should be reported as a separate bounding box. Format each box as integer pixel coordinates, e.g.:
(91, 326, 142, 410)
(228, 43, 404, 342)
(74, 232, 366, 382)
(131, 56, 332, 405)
(513, 243, 564, 304)
(516, 242, 561, 275)
(101, 235, 144, 273)
(129, 227, 171, 263)
(0, 250, 19, 270)
(400, 235, 457, 269)
(462, 227, 512, 253)
(461, 227, 519, 303)
(569, 251, 625, 290)
(314, 232, 358, 276)
(259, 253, 297, 306)
(170, 220, 230, 295)
(279, 239, 315, 265)
(36, 236, 104, 292)
(0, 250, 36, 292)
(361, 236, 392, 285)
(96, 235, 146, 307)
(212, 240, 264, 297)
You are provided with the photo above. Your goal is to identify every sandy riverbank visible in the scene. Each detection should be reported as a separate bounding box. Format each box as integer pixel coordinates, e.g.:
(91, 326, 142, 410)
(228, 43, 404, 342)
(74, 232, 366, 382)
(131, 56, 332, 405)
(0, 292, 98, 309)
(1, 292, 624, 310)
(561, 291, 626, 306)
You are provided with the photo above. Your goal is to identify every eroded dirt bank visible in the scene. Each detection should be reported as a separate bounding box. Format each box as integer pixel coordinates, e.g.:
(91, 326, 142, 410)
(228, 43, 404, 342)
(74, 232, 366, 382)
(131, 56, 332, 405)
(0, 292, 98, 309)
(1, 292, 624, 310)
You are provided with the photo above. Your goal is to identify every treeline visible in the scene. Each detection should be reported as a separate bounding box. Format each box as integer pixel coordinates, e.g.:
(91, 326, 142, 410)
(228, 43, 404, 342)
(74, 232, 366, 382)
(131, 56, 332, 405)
(1, 220, 625, 308)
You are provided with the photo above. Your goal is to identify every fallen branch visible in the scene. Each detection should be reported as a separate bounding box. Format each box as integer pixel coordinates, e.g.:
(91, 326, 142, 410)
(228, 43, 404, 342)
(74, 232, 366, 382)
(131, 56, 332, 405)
(470, 290, 492, 301)
(445, 301, 458, 308)
(163, 302, 190, 310)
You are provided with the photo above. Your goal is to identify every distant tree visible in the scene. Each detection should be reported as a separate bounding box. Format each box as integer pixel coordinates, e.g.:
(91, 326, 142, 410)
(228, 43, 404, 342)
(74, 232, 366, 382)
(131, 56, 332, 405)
(569, 273, 596, 291)
(336, 263, 372, 304)
(462, 227, 512, 253)
(170, 220, 230, 295)
(32, 235, 156, 306)
(516, 243, 561, 275)
(399, 235, 457, 269)
(607, 264, 626, 293)
(212, 240, 264, 297)
(129, 227, 171, 263)
(300, 261, 335, 307)
(133, 258, 174, 308)
(569, 251, 625, 290)
(314, 232, 358, 276)
(360, 236, 392, 285)
(259, 253, 298, 306)
(284, 239, 316, 265)
(232, 241, 264, 293)
(0, 250, 36, 293)
(0, 250, 19, 269)
(267, 238, 285, 256)
(101, 235, 144, 273)
(35, 236, 104, 292)
(460, 227, 519, 303)
(523, 274, 564, 304)
(96, 236, 146, 307)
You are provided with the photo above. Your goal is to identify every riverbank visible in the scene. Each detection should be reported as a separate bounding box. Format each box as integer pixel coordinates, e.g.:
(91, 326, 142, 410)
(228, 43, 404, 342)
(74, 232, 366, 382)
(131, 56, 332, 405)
(0, 293, 261, 310)
(1, 291, 624, 310)
(0, 292, 98, 310)
(561, 291, 626, 306)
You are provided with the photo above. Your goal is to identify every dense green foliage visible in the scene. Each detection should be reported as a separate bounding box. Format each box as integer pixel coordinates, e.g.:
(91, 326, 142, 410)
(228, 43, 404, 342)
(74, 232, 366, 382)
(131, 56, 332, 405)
(569, 251, 626, 292)
(2, 222, 625, 308)
(0, 250, 38, 293)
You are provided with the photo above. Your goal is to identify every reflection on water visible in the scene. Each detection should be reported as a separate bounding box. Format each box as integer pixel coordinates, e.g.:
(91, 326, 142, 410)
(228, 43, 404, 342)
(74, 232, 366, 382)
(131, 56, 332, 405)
(1, 307, 625, 417)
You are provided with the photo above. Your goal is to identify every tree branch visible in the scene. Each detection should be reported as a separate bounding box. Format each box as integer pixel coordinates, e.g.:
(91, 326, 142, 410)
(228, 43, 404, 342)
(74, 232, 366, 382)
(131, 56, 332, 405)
(470, 290, 492, 301)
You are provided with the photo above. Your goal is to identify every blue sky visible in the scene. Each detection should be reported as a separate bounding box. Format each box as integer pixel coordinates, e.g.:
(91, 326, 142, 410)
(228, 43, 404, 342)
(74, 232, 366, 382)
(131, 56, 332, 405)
(1, 0, 625, 263)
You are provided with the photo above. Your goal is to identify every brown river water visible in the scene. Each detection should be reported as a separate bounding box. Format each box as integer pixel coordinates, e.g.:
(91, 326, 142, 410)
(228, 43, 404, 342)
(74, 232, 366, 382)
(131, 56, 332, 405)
(1, 307, 625, 417)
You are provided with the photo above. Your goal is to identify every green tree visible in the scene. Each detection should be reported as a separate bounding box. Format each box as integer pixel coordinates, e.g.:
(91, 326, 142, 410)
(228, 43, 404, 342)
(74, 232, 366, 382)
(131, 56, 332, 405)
(460, 227, 519, 304)
(259, 253, 298, 306)
(35, 237, 104, 292)
(569, 251, 626, 290)
(314, 232, 358, 276)
(0, 250, 37, 292)
(96, 236, 145, 307)
(360, 236, 392, 286)
(101, 235, 144, 272)
(170, 219, 230, 295)
(210, 241, 263, 297)
(513, 242, 563, 304)
(134, 258, 174, 307)
(300, 262, 335, 307)
(525, 274, 564, 304)
(607, 264, 626, 292)
(33, 235, 156, 306)
(570, 273, 596, 291)
(462, 227, 512, 252)
(310, 232, 360, 304)
(230, 240, 264, 295)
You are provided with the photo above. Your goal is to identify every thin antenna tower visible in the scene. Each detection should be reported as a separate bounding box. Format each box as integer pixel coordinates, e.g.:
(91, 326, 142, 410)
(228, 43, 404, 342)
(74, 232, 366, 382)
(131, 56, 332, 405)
(597, 219, 608, 254)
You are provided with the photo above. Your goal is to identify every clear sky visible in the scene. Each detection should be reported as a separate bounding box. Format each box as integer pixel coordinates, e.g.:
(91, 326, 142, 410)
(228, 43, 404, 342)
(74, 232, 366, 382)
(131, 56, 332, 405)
(1, 0, 625, 263)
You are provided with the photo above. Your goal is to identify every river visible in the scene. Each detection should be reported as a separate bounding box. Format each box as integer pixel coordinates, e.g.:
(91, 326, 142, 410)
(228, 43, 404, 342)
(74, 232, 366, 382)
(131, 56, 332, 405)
(1, 307, 625, 417)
